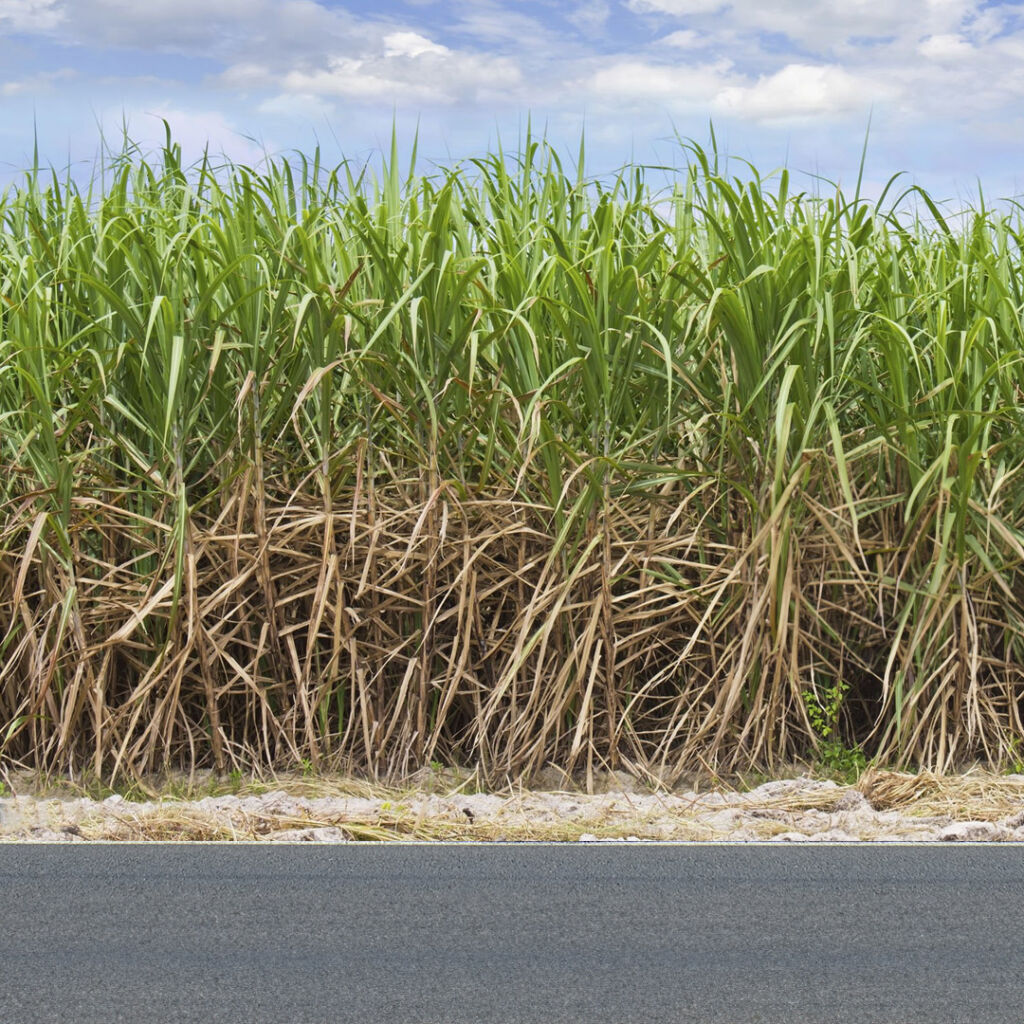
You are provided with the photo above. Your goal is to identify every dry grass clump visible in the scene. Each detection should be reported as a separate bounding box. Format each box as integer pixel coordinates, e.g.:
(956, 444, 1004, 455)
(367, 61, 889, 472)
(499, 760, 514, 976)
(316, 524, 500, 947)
(2, 129, 1024, 788)
(858, 767, 1024, 820)
(76, 808, 424, 843)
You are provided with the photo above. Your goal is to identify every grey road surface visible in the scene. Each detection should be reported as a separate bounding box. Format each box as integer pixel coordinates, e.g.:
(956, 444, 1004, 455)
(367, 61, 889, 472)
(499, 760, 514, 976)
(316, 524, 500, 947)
(1, 843, 1022, 1023)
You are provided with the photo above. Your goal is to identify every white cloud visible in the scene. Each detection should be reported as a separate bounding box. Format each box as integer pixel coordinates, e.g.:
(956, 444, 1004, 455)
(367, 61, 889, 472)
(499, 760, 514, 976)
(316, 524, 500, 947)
(1, 67, 75, 95)
(714, 63, 889, 121)
(660, 29, 702, 48)
(448, 2, 550, 45)
(566, 1, 611, 34)
(0, 0, 62, 30)
(270, 43, 522, 107)
(383, 31, 449, 59)
(583, 56, 892, 124)
(585, 58, 733, 106)
(219, 63, 270, 91)
(744, 0, 982, 51)
(626, 0, 726, 13)
(281, 59, 449, 104)
(992, 32, 1024, 61)
(624, 0, 989, 53)
(918, 33, 974, 60)
(3, 0, 362, 60)
(966, 6, 1007, 43)
(608, 0, 1024, 130)
(257, 92, 335, 121)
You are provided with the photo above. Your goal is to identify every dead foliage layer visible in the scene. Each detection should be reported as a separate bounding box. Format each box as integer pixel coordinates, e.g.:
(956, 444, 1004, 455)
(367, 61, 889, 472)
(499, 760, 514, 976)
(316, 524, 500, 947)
(3, 479, 1024, 788)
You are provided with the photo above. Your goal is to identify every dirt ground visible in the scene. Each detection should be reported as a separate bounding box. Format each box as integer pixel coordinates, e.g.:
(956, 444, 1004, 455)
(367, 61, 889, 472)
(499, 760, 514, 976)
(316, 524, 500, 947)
(3, 766, 1024, 843)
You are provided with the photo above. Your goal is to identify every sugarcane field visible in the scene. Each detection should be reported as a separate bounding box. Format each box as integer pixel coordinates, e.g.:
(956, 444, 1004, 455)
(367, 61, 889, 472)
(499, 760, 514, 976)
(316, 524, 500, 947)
(2, 129, 1024, 841)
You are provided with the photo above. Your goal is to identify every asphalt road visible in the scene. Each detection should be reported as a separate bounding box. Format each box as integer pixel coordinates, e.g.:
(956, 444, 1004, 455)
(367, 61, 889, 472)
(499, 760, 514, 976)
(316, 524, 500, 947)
(1, 843, 1022, 1023)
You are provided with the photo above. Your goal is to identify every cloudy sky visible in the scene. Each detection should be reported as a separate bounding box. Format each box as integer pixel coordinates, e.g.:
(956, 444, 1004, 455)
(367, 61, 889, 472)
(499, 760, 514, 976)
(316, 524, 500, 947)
(1, 0, 1022, 200)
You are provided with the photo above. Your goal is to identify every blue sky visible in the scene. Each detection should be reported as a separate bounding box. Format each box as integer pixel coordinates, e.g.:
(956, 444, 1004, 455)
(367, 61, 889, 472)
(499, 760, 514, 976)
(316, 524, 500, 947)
(1, 0, 1023, 202)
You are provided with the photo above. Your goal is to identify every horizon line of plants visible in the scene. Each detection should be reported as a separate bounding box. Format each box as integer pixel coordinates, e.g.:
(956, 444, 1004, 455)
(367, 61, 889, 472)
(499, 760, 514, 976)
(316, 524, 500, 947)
(2, 125, 1023, 787)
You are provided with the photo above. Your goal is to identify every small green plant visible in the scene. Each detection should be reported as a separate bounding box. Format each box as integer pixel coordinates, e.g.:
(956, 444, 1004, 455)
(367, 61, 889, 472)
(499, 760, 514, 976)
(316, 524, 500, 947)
(1006, 737, 1024, 775)
(802, 678, 867, 782)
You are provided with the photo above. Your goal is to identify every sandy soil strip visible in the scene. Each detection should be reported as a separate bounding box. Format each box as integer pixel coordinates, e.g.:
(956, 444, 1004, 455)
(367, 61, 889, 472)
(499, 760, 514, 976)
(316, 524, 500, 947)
(3, 768, 1024, 843)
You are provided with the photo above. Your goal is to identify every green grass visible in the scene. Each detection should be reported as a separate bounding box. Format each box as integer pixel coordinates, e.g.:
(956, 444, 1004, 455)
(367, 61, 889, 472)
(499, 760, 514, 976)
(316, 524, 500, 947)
(1, 125, 1023, 787)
